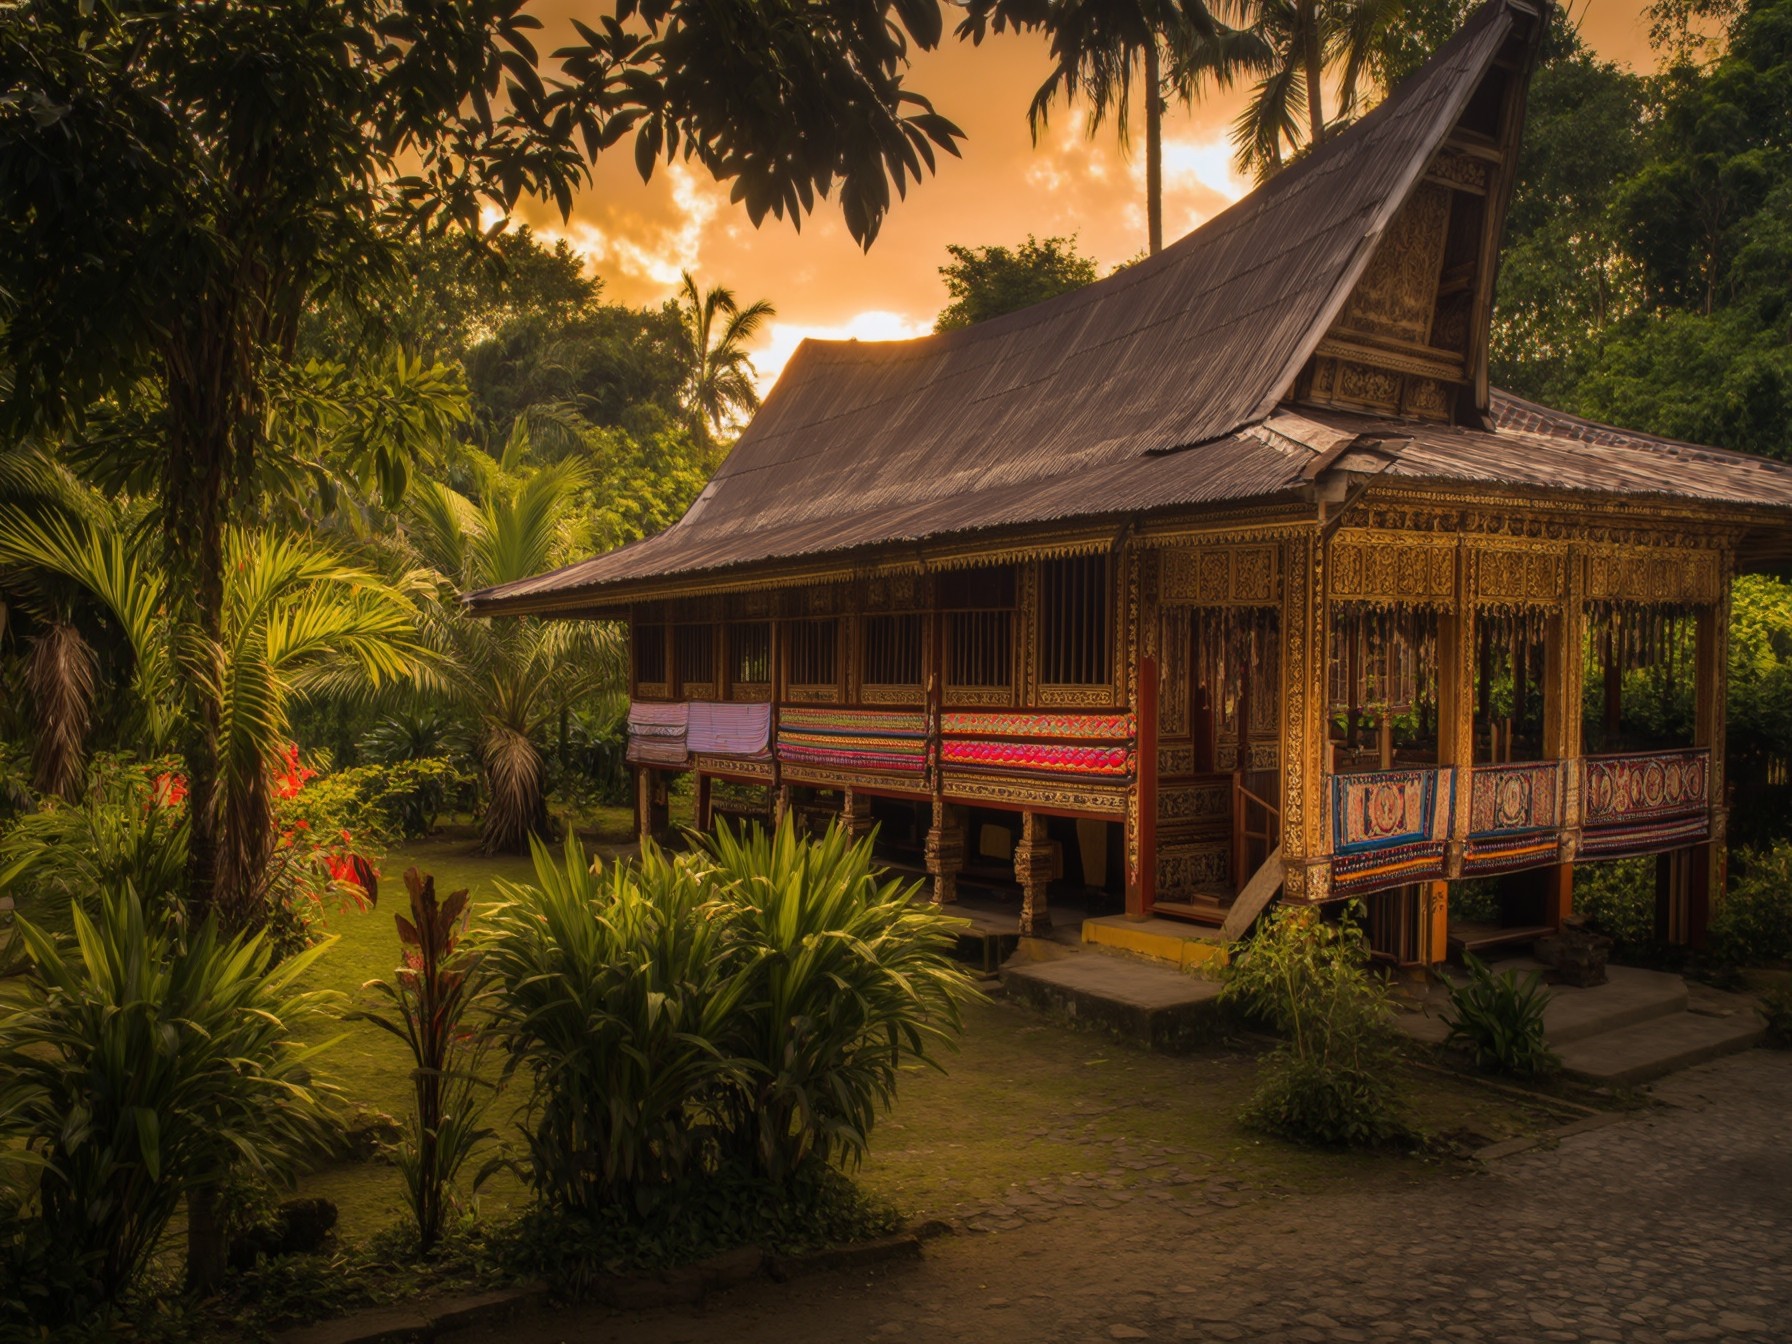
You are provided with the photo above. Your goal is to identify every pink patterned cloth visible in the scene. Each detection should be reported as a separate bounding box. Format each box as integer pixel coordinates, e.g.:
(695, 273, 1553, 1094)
(687, 701, 772, 758)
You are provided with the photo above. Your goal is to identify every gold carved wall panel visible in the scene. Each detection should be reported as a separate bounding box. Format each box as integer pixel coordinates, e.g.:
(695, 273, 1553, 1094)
(1473, 543, 1568, 607)
(1160, 544, 1282, 606)
(1584, 546, 1723, 606)
(1335, 182, 1452, 345)
(1329, 534, 1457, 606)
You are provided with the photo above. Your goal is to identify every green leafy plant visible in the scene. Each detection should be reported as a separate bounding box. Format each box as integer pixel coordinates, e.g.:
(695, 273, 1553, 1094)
(482, 835, 756, 1217)
(697, 819, 975, 1181)
(1222, 905, 1412, 1148)
(0, 886, 339, 1321)
(355, 867, 495, 1254)
(1441, 953, 1561, 1077)
(480, 821, 976, 1225)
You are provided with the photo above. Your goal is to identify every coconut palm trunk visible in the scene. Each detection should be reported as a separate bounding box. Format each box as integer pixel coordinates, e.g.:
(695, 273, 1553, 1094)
(24, 621, 96, 801)
(1146, 37, 1165, 254)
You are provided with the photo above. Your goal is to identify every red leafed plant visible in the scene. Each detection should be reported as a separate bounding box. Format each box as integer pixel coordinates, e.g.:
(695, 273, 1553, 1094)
(354, 868, 494, 1252)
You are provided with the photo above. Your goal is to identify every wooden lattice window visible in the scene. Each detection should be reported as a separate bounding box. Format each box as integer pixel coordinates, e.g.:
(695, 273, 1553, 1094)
(788, 618, 839, 688)
(1039, 554, 1111, 686)
(634, 623, 667, 686)
(675, 624, 715, 688)
(730, 622, 771, 685)
(941, 566, 1015, 691)
(862, 613, 923, 686)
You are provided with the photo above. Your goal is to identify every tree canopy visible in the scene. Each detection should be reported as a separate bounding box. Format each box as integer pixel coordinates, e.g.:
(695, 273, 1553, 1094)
(935, 234, 1103, 330)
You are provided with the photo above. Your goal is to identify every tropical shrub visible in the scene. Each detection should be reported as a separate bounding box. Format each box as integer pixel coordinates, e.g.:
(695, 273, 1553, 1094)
(1709, 841, 1792, 968)
(356, 868, 495, 1253)
(0, 887, 339, 1322)
(1222, 905, 1411, 1148)
(1442, 953, 1561, 1077)
(481, 822, 974, 1223)
(698, 821, 973, 1181)
(483, 836, 756, 1217)
(1574, 857, 1658, 949)
(1759, 981, 1792, 1048)
(297, 757, 475, 844)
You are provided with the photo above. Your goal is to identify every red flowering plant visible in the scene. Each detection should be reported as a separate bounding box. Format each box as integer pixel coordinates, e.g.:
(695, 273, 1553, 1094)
(145, 744, 381, 930)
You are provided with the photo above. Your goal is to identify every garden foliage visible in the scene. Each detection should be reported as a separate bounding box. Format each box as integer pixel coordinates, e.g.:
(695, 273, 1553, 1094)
(1222, 906, 1411, 1148)
(1441, 953, 1561, 1077)
(0, 887, 339, 1323)
(356, 868, 495, 1253)
(481, 820, 974, 1221)
(1709, 840, 1792, 968)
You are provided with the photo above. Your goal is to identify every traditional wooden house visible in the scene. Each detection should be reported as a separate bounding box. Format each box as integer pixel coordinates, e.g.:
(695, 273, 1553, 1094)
(468, 0, 1792, 965)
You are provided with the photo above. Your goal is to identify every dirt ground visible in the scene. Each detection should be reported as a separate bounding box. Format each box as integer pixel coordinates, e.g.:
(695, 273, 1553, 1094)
(436, 1004, 1792, 1344)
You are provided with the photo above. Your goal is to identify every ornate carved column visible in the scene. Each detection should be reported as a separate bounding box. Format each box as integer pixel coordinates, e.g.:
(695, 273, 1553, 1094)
(694, 772, 713, 833)
(841, 786, 876, 843)
(1015, 811, 1062, 935)
(925, 796, 965, 905)
(1543, 550, 1587, 925)
(1279, 529, 1331, 902)
(1437, 544, 1476, 883)
(635, 765, 653, 847)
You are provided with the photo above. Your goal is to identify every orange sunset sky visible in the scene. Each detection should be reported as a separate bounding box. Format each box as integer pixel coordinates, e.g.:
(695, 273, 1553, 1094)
(516, 2, 1662, 389)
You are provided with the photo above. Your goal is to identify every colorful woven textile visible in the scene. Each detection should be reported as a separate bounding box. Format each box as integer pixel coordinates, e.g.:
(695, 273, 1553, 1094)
(1332, 768, 1450, 854)
(940, 711, 1136, 741)
(1463, 760, 1565, 877)
(1469, 761, 1563, 835)
(940, 738, 1134, 779)
(776, 706, 929, 775)
(686, 701, 771, 758)
(627, 701, 688, 766)
(1582, 749, 1708, 825)
(1330, 767, 1453, 895)
(939, 708, 1135, 783)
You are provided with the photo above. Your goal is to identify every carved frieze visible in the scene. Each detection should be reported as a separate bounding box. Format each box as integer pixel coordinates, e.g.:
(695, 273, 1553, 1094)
(941, 772, 1128, 817)
(1329, 535, 1457, 605)
(1425, 149, 1491, 194)
(1584, 547, 1724, 606)
(1160, 544, 1282, 606)
(1474, 544, 1568, 607)
(1157, 843, 1231, 895)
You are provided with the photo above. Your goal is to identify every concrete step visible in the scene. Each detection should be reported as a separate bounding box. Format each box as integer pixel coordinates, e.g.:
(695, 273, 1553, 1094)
(1538, 965, 1690, 1046)
(1557, 1011, 1763, 1087)
(1001, 947, 1226, 1054)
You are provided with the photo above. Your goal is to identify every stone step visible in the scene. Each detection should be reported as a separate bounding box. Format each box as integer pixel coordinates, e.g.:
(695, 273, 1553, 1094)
(1001, 947, 1226, 1054)
(1557, 1011, 1763, 1087)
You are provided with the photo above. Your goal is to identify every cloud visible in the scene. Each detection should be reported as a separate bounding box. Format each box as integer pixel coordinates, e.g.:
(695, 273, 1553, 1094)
(754, 311, 936, 391)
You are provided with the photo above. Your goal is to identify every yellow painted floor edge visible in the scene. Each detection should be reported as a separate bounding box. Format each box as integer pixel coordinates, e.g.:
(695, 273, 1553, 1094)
(1082, 920, 1229, 970)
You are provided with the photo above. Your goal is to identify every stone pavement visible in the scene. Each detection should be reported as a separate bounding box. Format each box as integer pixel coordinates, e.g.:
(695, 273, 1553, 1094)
(445, 1050, 1792, 1344)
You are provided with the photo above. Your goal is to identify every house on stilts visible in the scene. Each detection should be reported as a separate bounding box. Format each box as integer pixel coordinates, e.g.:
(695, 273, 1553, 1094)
(467, 0, 1792, 967)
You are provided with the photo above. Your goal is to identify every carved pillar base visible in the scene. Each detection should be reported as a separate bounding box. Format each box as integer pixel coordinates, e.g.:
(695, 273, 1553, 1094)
(1015, 811, 1062, 936)
(635, 767, 669, 846)
(774, 784, 793, 827)
(841, 787, 876, 843)
(925, 798, 965, 906)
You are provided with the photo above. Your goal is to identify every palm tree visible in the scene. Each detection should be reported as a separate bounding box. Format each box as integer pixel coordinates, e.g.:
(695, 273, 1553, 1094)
(402, 457, 624, 854)
(1195, 0, 1404, 180)
(0, 505, 427, 926)
(959, 0, 1239, 256)
(675, 272, 776, 442)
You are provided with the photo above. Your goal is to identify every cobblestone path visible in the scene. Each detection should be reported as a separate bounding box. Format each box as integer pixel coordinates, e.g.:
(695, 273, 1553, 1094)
(452, 1051, 1792, 1344)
